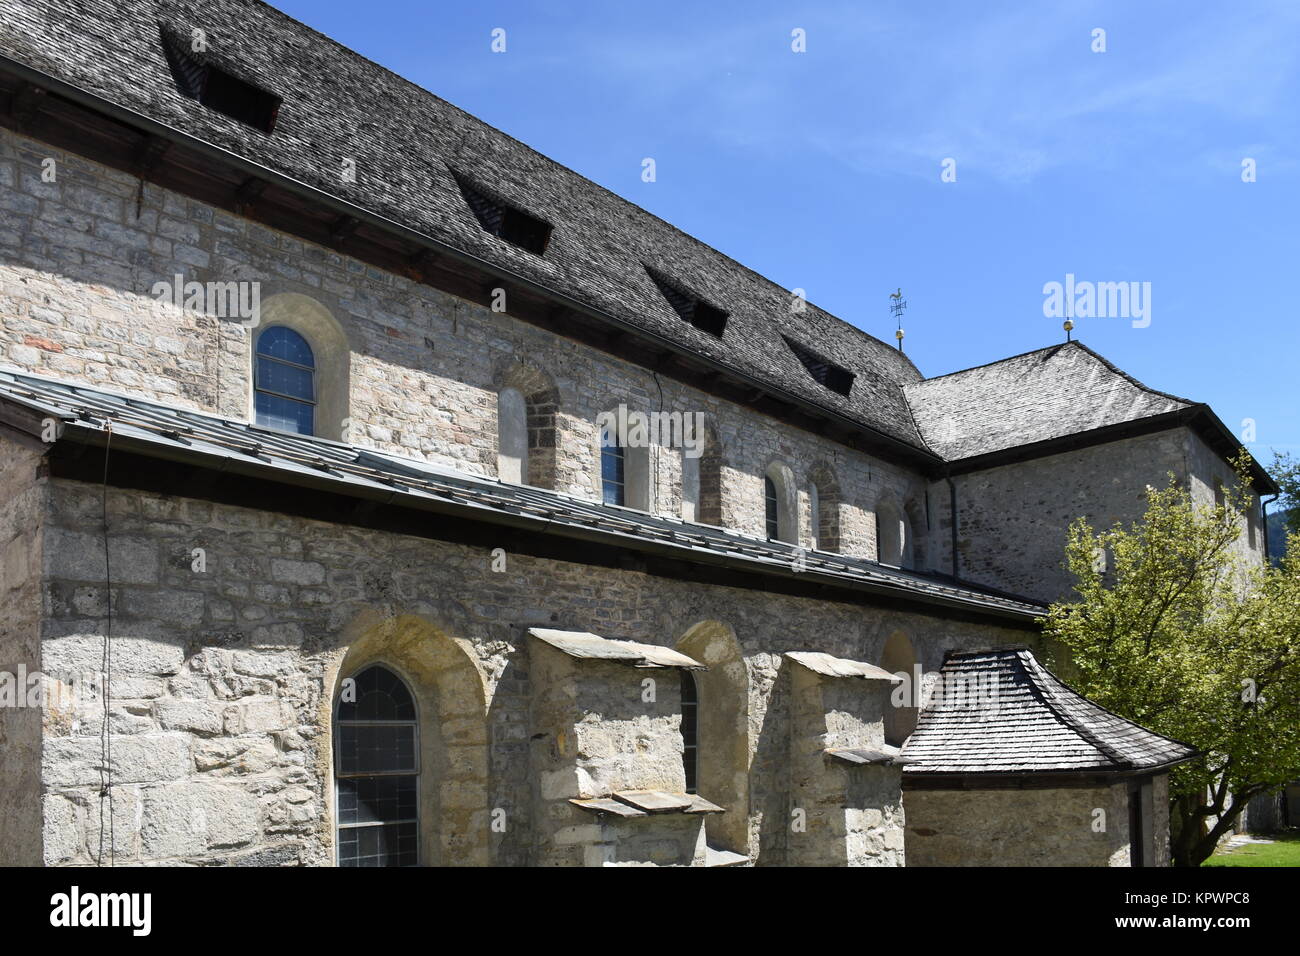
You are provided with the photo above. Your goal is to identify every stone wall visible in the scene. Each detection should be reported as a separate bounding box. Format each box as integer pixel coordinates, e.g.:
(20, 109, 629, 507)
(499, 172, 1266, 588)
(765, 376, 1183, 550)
(0, 435, 46, 865)
(786, 661, 904, 866)
(0, 127, 924, 561)
(527, 643, 703, 866)
(27, 459, 1029, 865)
(904, 783, 1133, 867)
(929, 429, 1266, 605)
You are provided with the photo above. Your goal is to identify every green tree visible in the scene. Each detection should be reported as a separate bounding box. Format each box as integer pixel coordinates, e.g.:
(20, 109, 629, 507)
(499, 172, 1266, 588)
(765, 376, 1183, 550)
(1271, 450, 1300, 543)
(1042, 457, 1300, 867)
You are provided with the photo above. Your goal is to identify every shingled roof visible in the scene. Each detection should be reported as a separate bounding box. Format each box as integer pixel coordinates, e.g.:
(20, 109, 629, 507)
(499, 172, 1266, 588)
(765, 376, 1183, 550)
(0, 0, 927, 450)
(901, 648, 1198, 780)
(0, 1, 1269, 487)
(903, 342, 1194, 462)
(0, 367, 1047, 622)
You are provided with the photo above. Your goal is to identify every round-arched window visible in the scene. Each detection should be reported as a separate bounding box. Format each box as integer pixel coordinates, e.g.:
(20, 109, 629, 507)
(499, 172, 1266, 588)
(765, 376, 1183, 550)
(334, 664, 418, 866)
(255, 326, 316, 435)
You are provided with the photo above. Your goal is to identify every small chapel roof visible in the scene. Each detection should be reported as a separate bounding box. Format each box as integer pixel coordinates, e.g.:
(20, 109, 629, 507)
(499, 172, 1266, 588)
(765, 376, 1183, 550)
(901, 647, 1198, 781)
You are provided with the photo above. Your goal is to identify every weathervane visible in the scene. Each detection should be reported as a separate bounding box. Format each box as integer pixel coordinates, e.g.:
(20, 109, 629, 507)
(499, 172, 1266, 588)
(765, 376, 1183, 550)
(889, 288, 907, 351)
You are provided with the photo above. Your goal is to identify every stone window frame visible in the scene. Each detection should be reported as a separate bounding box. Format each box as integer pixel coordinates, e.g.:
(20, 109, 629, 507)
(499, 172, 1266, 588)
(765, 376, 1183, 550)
(764, 460, 798, 544)
(680, 420, 721, 525)
(332, 660, 422, 867)
(676, 621, 751, 855)
(807, 461, 843, 553)
(496, 385, 529, 484)
(597, 409, 653, 512)
(494, 362, 561, 489)
(879, 631, 919, 748)
(326, 614, 492, 867)
(245, 292, 351, 443)
(873, 494, 910, 567)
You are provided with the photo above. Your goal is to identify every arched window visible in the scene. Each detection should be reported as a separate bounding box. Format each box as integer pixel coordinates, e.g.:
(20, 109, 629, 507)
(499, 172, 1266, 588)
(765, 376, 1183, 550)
(764, 475, 779, 540)
(698, 427, 723, 526)
(808, 464, 842, 553)
(255, 326, 315, 435)
(808, 484, 820, 550)
(676, 621, 749, 854)
(334, 664, 419, 867)
(880, 633, 919, 747)
(601, 423, 626, 506)
(765, 462, 797, 543)
(598, 413, 651, 510)
(680, 670, 698, 794)
(681, 451, 699, 522)
(875, 499, 907, 566)
(496, 364, 561, 489)
(903, 498, 926, 570)
(497, 386, 528, 484)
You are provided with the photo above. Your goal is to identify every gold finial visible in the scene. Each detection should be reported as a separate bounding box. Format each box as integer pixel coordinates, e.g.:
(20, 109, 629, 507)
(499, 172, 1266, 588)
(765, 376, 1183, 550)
(1063, 318, 1074, 342)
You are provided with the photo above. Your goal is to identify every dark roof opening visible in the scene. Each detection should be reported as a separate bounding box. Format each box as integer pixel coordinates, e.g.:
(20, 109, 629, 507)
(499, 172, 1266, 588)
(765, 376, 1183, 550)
(452, 173, 552, 256)
(782, 335, 855, 396)
(160, 28, 281, 134)
(645, 268, 728, 337)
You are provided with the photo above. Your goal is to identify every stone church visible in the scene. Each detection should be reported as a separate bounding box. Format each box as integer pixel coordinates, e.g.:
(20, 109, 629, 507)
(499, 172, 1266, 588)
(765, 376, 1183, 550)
(0, 0, 1276, 866)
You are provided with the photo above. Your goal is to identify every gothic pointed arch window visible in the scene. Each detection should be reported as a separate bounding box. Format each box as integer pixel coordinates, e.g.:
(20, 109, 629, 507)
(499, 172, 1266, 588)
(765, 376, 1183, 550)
(255, 326, 316, 435)
(334, 664, 419, 867)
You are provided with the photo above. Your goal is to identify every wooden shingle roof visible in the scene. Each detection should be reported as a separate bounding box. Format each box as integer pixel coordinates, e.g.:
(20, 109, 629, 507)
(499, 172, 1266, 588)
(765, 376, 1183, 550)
(903, 342, 1193, 462)
(0, 0, 928, 450)
(901, 648, 1198, 779)
(0, 1, 1269, 487)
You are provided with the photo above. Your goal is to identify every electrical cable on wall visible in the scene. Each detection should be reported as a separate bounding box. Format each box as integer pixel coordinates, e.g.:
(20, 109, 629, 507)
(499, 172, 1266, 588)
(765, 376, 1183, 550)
(97, 419, 115, 866)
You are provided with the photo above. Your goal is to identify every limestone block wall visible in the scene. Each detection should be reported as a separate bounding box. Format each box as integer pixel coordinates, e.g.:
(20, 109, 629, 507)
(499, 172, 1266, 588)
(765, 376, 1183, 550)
(526, 643, 702, 865)
(1184, 430, 1265, 569)
(786, 663, 904, 866)
(904, 782, 1135, 867)
(26, 459, 1028, 866)
(930, 428, 1263, 605)
(0, 127, 926, 560)
(0, 436, 46, 865)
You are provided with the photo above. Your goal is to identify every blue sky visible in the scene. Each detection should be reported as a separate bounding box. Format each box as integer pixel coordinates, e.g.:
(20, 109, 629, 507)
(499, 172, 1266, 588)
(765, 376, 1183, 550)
(272, 0, 1299, 463)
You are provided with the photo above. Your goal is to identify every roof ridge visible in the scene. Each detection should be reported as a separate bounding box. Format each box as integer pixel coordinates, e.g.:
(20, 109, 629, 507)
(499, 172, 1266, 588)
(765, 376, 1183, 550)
(1014, 649, 1131, 767)
(907, 342, 1068, 386)
(1065, 341, 1196, 406)
(1023, 651, 1199, 760)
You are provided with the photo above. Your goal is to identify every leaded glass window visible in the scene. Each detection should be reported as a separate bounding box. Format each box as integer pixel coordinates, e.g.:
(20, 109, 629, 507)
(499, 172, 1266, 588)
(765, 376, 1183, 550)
(335, 664, 418, 867)
(255, 326, 316, 435)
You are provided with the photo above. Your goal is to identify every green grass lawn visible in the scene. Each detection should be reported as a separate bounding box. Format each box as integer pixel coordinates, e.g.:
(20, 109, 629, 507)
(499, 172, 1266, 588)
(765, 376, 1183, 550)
(1204, 830, 1300, 867)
